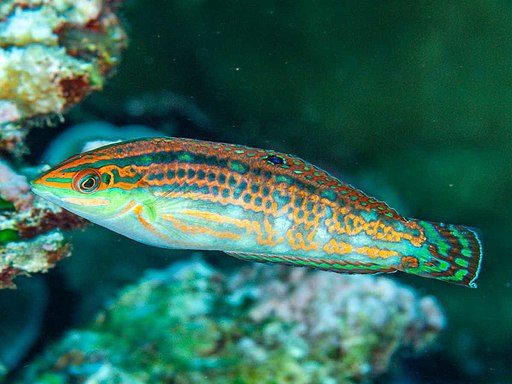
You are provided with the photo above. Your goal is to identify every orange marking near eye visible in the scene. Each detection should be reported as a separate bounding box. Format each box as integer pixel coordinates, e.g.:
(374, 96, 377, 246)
(37, 179, 70, 189)
(61, 197, 110, 206)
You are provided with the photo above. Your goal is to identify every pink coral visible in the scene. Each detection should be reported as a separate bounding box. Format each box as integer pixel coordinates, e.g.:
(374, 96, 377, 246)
(0, 159, 33, 211)
(0, 160, 88, 288)
(228, 264, 445, 378)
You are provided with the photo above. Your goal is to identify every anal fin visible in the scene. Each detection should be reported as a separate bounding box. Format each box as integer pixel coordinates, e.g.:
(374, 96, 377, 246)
(225, 251, 396, 275)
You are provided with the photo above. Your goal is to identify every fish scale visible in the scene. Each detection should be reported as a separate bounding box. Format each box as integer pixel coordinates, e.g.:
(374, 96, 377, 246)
(31, 137, 482, 287)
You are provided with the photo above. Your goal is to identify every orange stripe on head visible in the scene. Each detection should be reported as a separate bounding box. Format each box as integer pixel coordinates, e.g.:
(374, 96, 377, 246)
(61, 197, 111, 206)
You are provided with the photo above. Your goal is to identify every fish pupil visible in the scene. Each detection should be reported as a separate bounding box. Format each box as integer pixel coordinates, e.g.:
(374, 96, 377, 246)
(77, 173, 100, 193)
(82, 177, 95, 189)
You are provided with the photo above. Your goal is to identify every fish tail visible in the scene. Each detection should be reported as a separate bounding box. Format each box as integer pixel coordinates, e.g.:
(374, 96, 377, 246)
(399, 220, 483, 288)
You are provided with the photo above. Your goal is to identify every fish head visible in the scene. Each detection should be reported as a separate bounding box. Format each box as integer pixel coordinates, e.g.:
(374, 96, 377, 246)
(30, 146, 143, 224)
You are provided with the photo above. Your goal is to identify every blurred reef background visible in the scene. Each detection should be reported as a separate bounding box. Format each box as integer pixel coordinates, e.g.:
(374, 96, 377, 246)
(1, 0, 511, 383)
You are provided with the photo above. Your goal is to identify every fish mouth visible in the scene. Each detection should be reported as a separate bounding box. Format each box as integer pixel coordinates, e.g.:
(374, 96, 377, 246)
(29, 176, 64, 203)
(30, 177, 46, 196)
(30, 173, 49, 190)
(30, 181, 58, 204)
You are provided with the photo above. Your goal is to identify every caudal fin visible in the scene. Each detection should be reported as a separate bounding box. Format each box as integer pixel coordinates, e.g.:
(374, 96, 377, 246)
(401, 220, 482, 288)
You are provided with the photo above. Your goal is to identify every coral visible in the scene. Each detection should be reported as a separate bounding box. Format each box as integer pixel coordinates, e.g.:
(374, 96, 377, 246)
(0, 45, 101, 117)
(15, 259, 445, 383)
(0, 230, 71, 289)
(0, 159, 87, 288)
(0, 0, 127, 155)
(229, 264, 445, 380)
(0, 0, 124, 286)
(0, 158, 32, 211)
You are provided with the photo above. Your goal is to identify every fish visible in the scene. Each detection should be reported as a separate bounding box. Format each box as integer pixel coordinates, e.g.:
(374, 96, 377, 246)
(31, 137, 482, 287)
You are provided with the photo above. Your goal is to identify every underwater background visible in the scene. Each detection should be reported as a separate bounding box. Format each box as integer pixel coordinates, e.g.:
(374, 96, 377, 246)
(0, 1, 511, 383)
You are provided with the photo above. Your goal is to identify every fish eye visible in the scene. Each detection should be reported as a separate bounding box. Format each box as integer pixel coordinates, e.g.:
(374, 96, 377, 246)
(73, 169, 101, 194)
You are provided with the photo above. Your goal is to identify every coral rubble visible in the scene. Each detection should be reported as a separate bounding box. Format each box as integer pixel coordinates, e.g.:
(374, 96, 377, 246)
(16, 259, 445, 383)
(0, 0, 127, 155)
(0, 159, 87, 288)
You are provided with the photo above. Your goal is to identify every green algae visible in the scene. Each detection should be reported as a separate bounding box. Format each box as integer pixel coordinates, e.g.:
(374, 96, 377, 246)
(0, 229, 18, 243)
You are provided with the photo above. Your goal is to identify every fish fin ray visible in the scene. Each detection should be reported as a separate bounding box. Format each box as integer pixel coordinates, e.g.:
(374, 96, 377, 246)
(225, 251, 396, 275)
(400, 220, 482, 288)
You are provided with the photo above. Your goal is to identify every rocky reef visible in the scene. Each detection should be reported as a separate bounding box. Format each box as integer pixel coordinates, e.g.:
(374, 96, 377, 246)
(0, 0, 126, 286)
(0, 0, 126, 155)
(14, 259, 444, 383)
(0, 2, 128, 378)
(0, 159, 87, 289)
